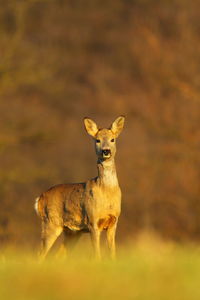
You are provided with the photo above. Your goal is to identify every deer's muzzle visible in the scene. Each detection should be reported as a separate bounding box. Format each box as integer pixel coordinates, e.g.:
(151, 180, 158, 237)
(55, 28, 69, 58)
(102, 149, 111, 158)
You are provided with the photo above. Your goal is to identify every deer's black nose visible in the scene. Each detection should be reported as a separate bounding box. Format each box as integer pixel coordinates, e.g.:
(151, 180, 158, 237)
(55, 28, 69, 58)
(102, 149, 111, 156)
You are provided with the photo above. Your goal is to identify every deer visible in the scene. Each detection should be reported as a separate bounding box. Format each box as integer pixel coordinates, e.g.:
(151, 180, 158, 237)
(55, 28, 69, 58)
(34, 116, 125, 260)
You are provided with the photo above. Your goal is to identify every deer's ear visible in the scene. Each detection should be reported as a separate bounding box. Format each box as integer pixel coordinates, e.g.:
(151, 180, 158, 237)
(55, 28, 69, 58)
(110, 116, 125, 137)
(84, 118, 98, 137)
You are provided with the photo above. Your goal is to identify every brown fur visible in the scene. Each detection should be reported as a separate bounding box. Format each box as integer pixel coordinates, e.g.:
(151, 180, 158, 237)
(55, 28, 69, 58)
(98, 215, 117, 230)
(35, 116, 125, 260)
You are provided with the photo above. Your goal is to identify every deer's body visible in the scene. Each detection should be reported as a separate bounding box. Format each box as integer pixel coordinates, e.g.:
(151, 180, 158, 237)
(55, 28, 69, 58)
(35, 117, 125, 260)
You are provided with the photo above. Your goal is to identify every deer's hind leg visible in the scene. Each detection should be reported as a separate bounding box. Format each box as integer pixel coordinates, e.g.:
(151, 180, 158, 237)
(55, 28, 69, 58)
(39, 220, 63, 261)
(58, 228, 82, 257)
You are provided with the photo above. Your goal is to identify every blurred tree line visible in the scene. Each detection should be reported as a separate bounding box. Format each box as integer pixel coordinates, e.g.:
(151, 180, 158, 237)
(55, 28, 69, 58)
(0, 0, 200, 247)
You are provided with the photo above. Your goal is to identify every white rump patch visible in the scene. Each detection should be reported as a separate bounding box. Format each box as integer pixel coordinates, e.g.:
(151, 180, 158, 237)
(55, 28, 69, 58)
(34, 197, 40, 215)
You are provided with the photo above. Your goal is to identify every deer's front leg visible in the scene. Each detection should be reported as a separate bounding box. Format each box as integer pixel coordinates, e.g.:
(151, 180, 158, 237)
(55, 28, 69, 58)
(90, 227, 101, 260)
(106, 223, 117, 260)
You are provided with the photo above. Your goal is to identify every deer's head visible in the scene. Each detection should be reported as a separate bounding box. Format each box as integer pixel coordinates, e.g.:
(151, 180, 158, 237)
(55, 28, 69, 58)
(84, 116, 125, 161)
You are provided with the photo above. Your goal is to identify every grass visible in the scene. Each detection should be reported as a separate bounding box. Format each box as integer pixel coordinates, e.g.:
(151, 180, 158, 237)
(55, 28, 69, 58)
(0, 234, 200, 300)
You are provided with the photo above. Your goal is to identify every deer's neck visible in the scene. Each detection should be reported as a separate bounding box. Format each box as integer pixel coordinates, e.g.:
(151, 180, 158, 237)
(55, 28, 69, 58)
(97, 159, 119, 187)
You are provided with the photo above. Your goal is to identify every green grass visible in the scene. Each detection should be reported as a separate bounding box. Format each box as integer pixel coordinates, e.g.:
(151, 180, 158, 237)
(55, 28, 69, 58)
(0, 237, 200, 300)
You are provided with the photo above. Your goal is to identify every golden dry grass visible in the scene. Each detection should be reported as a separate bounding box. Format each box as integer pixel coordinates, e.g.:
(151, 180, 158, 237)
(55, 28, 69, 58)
(1, 234, 200, 300)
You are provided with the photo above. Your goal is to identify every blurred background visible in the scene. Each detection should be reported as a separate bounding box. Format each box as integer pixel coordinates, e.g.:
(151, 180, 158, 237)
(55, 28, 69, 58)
(0, 0, 200, 249)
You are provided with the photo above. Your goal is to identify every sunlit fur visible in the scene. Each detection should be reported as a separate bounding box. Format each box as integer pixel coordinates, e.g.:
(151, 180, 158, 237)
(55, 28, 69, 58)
(35, 116, 125, 260)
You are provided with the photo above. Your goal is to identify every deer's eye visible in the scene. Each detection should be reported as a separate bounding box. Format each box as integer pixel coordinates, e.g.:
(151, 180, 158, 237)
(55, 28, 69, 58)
(111, 138, 115, 142)
(96, 139, 100, 143)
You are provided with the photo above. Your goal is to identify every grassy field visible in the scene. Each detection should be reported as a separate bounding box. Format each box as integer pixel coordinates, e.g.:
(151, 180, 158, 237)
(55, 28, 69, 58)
(0, 235, 200, 300)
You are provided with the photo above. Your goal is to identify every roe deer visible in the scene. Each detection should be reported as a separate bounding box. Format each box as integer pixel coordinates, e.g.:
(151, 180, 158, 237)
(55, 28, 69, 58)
(35, 116, 125, 260)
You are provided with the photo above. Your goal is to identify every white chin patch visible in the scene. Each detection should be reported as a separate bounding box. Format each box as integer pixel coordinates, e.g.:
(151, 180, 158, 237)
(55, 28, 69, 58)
(103, 154, 111, 159)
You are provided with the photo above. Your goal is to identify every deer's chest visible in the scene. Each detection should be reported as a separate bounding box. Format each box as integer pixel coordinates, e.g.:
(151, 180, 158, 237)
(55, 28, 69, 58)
(86, 185, 121, 218)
